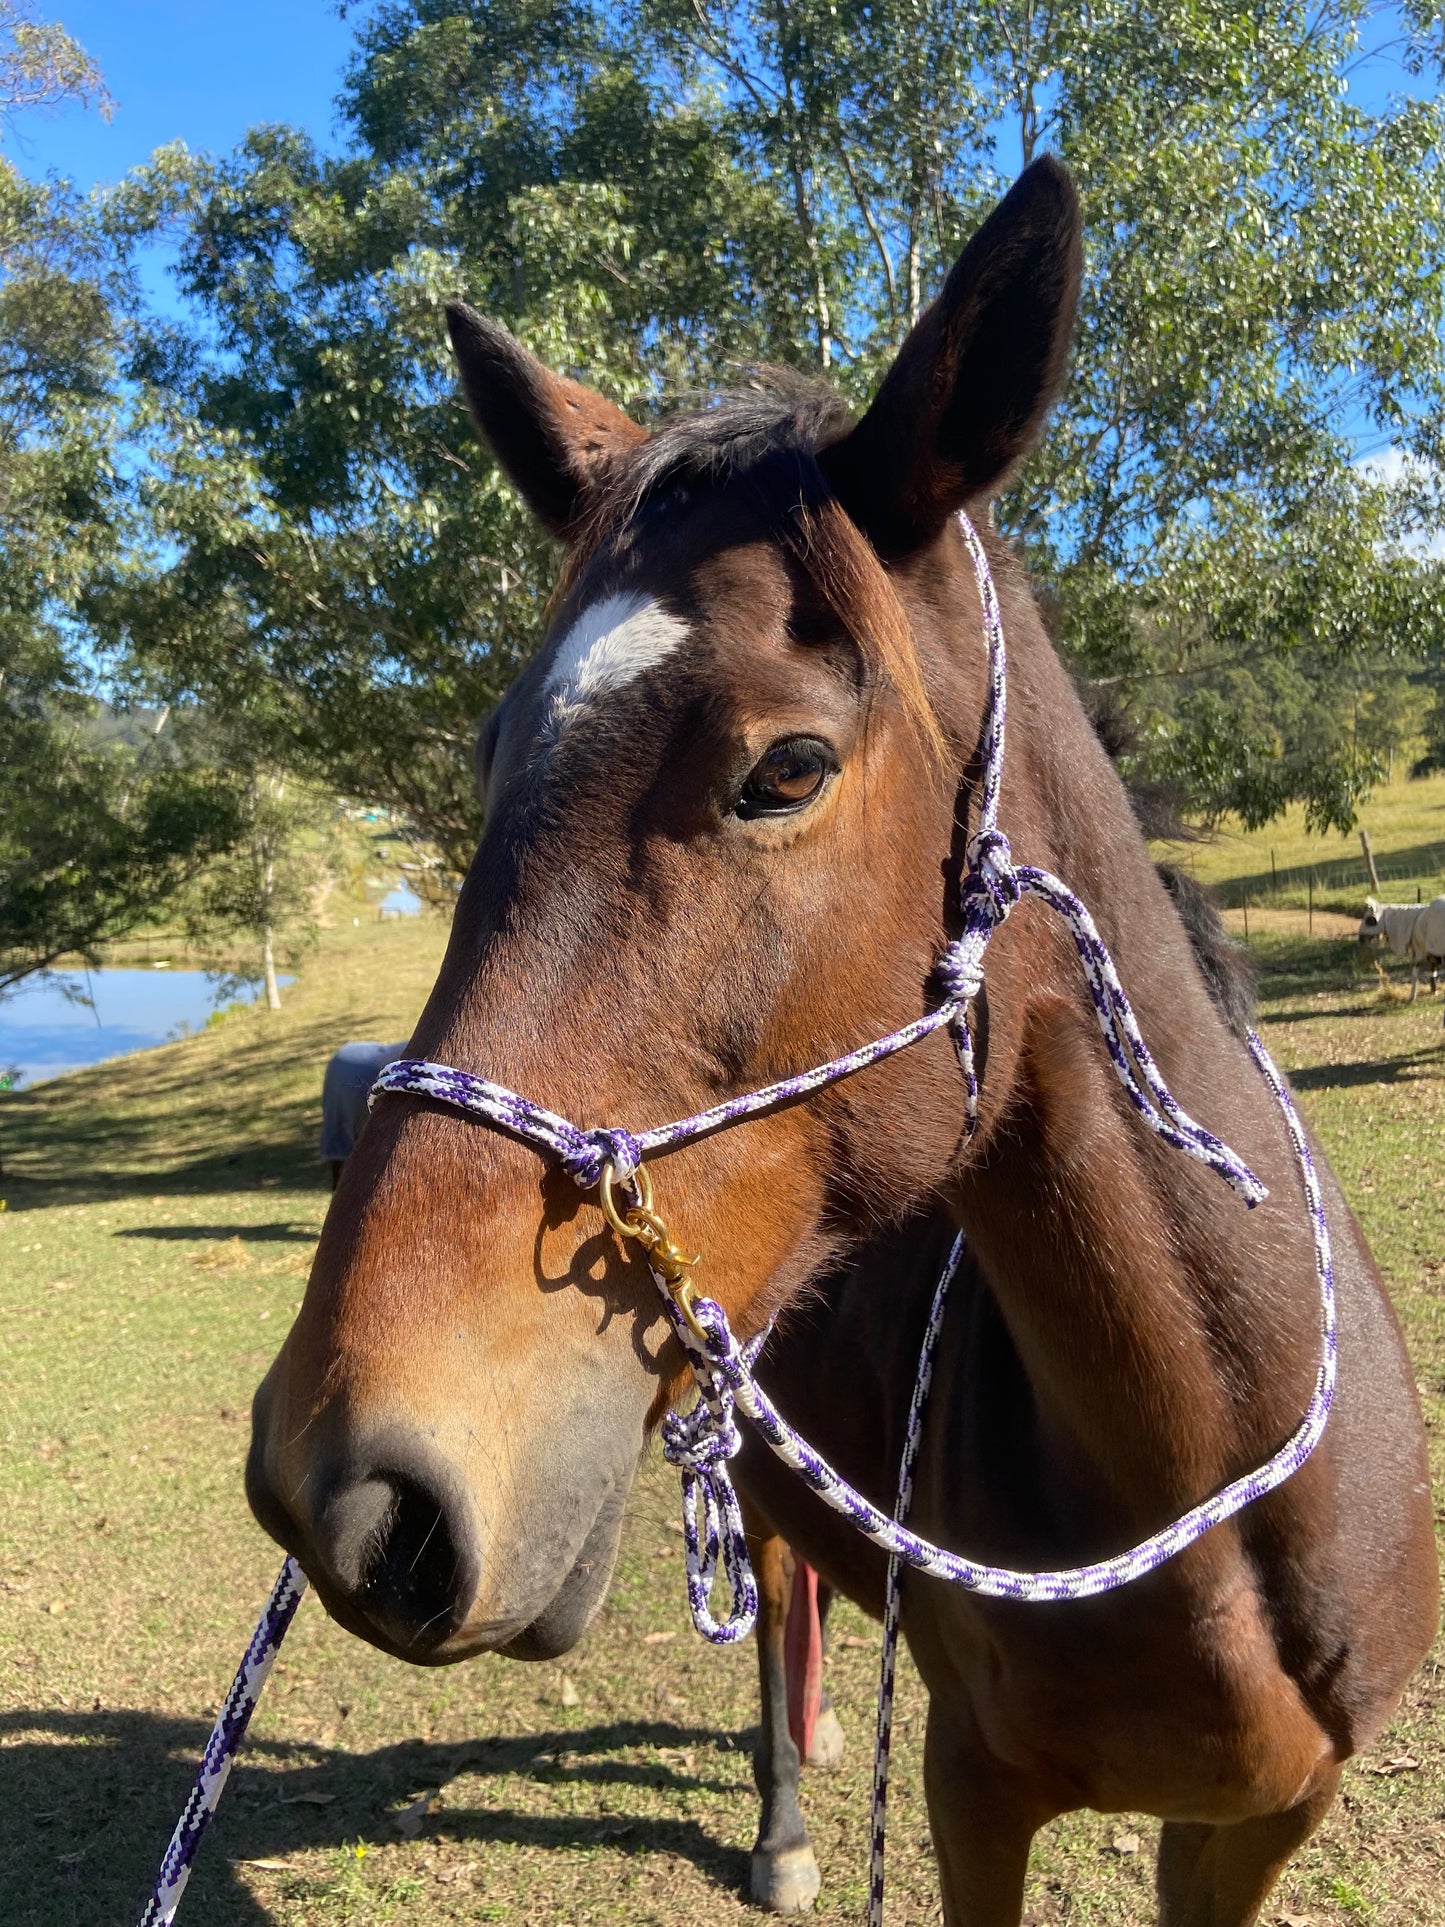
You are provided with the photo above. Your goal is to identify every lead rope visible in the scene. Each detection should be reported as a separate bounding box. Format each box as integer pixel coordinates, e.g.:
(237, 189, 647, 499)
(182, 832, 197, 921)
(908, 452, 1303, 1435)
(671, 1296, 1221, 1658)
(137, 1556, 308, 1927)
(868, 1232, 965, 1925)
(142, 510, 1334, 1922)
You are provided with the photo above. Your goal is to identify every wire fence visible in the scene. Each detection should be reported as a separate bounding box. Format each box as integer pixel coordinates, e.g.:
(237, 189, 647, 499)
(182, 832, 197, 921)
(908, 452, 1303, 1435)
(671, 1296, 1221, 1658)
(1211, 845, 1445, 910)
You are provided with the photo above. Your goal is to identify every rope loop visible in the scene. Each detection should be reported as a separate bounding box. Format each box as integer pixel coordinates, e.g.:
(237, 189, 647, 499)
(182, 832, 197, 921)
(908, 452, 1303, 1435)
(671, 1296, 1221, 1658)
(936, 938, 986, 1007)
(660, 1398, 741, 1472)
(937, 827, 1020, 1006)
(658, 1298, 758, 1643)
(563, 1125, 642, 1191)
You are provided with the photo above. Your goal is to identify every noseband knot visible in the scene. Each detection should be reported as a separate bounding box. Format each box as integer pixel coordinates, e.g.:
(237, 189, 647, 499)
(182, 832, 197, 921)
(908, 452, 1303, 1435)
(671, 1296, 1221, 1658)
(563, 1125, 643, 1191)
(963, 827, 1021, 923)
(937, 829, 1021, 1007)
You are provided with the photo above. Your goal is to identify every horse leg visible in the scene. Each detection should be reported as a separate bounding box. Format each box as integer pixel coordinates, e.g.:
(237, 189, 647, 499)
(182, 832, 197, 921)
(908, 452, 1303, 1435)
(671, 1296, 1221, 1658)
(744, 1507, 821, 1914)
(807, 1580, 845, 1769)
(1156, 1764, 1342, 1927)
(1408, 961, 1419, 1002)
(923, 1699, 1051, 1926)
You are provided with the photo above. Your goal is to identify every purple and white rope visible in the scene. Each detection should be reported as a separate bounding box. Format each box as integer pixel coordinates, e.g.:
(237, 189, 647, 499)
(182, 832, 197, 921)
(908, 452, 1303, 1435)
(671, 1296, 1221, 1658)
(868, 1233, 965, 1927)
(137, 1557, 308, 1927)
(667, 1039, 1332, 1610)
(656, 1318, 769, 1642)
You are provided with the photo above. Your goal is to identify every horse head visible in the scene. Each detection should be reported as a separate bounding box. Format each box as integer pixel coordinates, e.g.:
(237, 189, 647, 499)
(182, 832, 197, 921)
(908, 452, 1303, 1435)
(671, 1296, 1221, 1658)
(246, 159, 1082, 1662)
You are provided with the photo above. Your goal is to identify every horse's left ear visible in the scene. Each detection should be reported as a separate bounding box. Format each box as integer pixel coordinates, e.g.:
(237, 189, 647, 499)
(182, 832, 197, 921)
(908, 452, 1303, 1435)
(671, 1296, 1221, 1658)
(822, 157, 1081, 554)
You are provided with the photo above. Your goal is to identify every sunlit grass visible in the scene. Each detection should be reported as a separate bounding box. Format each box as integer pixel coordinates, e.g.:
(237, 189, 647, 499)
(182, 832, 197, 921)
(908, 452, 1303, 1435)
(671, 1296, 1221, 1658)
(1158, 767, 1445, 913)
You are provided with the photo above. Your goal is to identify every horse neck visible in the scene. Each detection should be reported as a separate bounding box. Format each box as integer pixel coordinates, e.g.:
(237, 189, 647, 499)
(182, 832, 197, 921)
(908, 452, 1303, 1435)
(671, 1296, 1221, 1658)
(935, 577, 1318, 1522)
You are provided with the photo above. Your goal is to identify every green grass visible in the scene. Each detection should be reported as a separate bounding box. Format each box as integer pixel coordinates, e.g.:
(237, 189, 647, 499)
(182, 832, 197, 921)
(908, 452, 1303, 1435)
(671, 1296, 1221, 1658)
(1, 816, 1442, 1926)
(1160, 767, 1445, 914)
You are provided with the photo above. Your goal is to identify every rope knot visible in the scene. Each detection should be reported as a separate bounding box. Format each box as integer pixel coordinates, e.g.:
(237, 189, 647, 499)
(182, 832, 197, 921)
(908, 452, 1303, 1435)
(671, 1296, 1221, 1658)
(661, 1401, 741, 1472)
(962, 828, 1021, 925)
(563, 1125, 642, 1191)
(936, 938, 985, 1006)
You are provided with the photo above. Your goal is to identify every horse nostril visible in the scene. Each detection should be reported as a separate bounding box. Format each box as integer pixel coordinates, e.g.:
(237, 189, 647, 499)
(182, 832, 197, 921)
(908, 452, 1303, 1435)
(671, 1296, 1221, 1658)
(311, 1453, 479, 1654)
(358, 1474, 472, 1648)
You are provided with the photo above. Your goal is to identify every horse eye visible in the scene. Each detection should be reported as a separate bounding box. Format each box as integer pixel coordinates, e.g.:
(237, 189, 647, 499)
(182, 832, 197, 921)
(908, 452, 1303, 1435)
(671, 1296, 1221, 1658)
(736, 738, 835, 819)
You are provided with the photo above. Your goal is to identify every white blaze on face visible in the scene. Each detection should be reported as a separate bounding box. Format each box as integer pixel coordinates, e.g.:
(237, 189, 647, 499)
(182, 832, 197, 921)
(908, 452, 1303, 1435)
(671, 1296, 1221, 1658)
(539, 591, 690, 744)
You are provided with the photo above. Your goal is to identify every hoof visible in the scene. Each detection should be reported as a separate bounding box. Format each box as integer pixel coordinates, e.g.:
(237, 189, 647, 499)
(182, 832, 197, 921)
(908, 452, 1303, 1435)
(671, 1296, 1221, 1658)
(750, 1845, 821, 1915)
(805, 1705, 845, 1770)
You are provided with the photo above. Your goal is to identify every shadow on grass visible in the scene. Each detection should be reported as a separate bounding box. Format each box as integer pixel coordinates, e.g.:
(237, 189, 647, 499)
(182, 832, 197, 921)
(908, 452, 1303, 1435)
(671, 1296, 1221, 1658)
(0, 1707, 755, 1926)
(1246, 935, 1369, 1003)
(1287, 1044, 1445, 1091)
(114, 1223, 319, 1244)
(0, 1013, 350, 1208)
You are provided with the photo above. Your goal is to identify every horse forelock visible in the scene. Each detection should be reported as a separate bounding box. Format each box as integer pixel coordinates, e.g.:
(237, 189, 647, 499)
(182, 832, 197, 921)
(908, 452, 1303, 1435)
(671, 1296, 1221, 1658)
(553, 375, 944, 760)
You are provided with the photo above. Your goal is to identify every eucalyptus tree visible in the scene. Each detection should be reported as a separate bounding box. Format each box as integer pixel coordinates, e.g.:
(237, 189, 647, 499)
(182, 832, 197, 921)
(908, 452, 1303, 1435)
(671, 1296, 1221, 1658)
(0, 10, 239, 993)
(118, 0, 1445, 855)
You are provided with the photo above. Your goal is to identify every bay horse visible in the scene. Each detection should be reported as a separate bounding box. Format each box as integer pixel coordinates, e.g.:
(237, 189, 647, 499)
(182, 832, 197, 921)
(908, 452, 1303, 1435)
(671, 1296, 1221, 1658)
(247, 159, 1437, 1924)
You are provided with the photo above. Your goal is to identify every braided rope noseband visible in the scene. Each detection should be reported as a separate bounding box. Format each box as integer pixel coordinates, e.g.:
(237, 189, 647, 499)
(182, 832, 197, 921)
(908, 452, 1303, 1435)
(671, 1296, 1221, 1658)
(141, 512, 1334, 1925)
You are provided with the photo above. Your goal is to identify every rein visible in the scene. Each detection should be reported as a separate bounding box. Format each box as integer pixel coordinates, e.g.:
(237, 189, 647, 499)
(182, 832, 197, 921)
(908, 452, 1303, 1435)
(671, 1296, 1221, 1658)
(139, 511, 1335, 1926)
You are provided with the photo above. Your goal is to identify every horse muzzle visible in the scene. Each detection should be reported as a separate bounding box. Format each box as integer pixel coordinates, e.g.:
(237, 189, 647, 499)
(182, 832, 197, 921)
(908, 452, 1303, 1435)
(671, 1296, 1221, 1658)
(246, 1369, 638, 1664)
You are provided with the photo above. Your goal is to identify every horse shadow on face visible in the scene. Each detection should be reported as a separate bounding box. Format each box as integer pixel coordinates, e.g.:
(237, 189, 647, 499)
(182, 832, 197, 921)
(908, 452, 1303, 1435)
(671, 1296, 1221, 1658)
(0, 1705, 755, 1925)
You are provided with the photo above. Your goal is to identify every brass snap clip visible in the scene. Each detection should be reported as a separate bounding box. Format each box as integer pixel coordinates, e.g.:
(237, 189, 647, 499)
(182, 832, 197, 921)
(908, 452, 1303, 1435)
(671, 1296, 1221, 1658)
(597, 1158, 705, 1340)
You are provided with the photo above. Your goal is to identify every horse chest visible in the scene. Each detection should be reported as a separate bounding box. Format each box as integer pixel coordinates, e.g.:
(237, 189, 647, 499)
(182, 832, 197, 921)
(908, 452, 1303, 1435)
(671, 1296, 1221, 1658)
(912, 1563, 1332, 1822)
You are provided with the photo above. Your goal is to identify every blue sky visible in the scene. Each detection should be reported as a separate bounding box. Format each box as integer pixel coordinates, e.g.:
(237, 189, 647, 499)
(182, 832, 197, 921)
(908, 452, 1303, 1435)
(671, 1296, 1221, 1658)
(8, 0, 1425, 196)
(3, 0, 353, 188)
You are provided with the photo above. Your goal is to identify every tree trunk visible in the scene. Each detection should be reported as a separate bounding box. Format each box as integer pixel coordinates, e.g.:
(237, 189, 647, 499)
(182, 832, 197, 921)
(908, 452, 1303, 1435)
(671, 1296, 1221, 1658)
(262, 922, 282, 1010)
(262, 845, 282, 1009)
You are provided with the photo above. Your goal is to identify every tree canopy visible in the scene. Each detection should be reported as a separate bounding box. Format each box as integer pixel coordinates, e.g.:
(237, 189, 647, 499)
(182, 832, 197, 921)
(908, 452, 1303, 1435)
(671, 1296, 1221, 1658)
(0, 12, 240, 992)
(70, 1, 1445, 866)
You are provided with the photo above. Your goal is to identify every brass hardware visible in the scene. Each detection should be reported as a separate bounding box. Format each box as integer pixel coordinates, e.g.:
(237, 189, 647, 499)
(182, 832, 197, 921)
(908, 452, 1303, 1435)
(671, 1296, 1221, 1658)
(598, 1158, 654, 1233)
(597, 1157, 705, 1340)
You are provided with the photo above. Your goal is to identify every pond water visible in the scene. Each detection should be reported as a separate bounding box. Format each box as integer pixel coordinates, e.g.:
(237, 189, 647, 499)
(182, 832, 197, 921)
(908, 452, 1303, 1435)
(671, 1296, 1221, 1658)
(0, 969, 290, 1089)
(379, 881, 422, 916)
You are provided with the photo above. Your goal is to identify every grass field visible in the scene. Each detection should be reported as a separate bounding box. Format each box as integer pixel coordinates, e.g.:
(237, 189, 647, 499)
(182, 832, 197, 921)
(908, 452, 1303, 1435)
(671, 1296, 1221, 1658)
(1163, 768, 1445, 914)
(1, 785, 1442, 1927)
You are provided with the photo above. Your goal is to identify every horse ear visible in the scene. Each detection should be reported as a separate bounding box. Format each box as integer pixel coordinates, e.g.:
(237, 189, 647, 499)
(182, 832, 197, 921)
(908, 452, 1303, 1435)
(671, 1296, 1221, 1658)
(445, 304, 647, 536)
(822, 157, 1082, 554)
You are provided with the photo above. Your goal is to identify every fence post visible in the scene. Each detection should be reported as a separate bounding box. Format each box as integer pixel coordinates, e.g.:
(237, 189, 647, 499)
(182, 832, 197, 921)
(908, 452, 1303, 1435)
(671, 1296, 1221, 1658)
(1360, 828, 1381, 895)
(1308, 874, 1314, 936)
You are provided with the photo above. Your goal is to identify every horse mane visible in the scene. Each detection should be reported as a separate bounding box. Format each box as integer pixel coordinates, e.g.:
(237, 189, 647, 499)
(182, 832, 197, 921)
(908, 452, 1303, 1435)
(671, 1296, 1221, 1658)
(1078, 686, 1256, 1037)
(561, 374, 944, 758)
(1153, 863, 1256, 1038)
